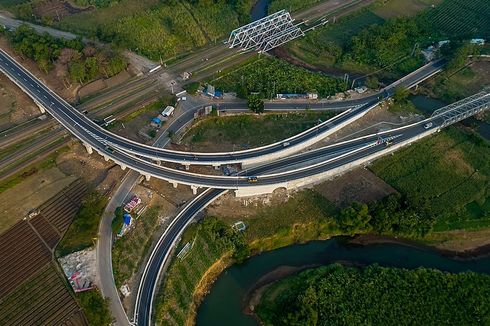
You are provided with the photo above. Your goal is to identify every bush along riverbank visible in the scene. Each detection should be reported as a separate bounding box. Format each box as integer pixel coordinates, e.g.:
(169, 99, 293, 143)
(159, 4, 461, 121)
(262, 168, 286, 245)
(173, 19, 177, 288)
(256, 264, 490, 325)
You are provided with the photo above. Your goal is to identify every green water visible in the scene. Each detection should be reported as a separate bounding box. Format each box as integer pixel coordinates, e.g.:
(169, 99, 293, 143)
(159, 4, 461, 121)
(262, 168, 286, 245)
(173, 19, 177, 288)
(410, 94, 490, 140)
(196, 238, 490, 326)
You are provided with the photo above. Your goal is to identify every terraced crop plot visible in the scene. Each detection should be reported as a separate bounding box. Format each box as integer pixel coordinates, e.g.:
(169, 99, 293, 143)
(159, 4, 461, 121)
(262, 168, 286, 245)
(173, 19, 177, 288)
(422, 0, 490, 38)
(38, 179, 87, 233)
(0, 264, 87, 326)
(0, 220, 51, 298)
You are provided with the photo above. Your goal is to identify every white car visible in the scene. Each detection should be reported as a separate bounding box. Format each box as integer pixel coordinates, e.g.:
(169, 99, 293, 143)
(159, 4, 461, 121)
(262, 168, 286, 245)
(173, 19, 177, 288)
(424, 122, 433, 129)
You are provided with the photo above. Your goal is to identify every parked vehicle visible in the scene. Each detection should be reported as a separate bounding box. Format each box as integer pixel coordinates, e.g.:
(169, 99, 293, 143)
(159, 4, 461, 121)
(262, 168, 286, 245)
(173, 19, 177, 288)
(247, 176, 258, 183)
(283, 142, 290, 147)
(162, 106, 175, 117)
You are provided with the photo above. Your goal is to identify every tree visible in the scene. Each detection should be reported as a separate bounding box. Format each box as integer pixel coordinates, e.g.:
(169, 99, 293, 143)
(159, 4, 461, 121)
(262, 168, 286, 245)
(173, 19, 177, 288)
(336, 202, 371, 234)
(393, 86, 409, 103)
(365, 76, 379, 89)
(247, 95, 264, 113)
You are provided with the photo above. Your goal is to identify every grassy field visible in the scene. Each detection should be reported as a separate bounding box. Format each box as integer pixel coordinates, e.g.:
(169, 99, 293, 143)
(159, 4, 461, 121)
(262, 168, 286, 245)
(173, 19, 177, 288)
(0, 146, 68, 194)
(112, 207, 160, 288)
(431, 61, 490, 102)
(371, 127, 490, 231)
(56, 192, 108, 256)
(182, 111, 337, 151)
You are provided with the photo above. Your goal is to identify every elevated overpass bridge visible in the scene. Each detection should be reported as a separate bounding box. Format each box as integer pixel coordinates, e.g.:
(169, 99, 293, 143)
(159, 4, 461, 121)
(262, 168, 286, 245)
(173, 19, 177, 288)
(0, 49, 445, 170)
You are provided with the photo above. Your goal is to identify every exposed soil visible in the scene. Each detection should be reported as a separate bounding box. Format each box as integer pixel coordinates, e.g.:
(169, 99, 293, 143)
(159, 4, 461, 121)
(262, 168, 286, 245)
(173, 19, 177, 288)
(0, 38, 79, 102)
(273, 46, 364, 80)
(314, 167, 397, 208)
(349, 233, 490, 259)
(0, 72, 39, 130)
(207, 188, 293, 221)
(0, 141, 116, 233)
(0, 167, 76, 233)
(56, 142, 115, 187)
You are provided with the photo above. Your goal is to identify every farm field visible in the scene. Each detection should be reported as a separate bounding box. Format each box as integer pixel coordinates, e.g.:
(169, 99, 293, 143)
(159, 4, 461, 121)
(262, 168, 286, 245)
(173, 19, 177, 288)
(0, 263, 87, 326)
(370, 127, 490, 231)
(0, 179, 87, 297)
(285, 0, 490, 77)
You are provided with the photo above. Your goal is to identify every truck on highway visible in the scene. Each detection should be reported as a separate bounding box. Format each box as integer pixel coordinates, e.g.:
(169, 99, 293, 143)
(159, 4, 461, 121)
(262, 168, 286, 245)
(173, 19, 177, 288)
(247, 176, 258, 183)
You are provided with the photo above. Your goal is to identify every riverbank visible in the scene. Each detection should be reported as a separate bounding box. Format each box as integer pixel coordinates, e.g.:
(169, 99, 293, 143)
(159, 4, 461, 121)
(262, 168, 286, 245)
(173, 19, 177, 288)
(197, 237, 490, 326)
(242, 234, 490, 320)
(350, 233, 490, 260)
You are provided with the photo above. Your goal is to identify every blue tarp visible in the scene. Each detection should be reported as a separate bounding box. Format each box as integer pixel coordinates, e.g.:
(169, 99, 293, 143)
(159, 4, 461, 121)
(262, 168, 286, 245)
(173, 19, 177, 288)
(152, 117, 161, 124)
(123, 213, 132, 226)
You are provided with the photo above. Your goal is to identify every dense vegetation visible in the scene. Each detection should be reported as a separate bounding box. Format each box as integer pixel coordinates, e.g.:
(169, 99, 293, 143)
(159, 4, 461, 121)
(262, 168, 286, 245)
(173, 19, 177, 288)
(76, 290, 112, 326)
(57, 192, 108, 256)
(3, 24, 126, 84)
(268, 0, 321, 14)
(212, 57, 346, 98)
(4, 0, 257, 61)
(289, 0, 490, 78)
(156, 217, 247, 325)
(371, 127, 489, 231)
(258, 264, 490, 325)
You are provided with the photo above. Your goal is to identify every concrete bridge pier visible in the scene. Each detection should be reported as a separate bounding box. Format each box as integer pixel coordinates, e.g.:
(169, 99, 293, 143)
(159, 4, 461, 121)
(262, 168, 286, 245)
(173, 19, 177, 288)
(34, 100, 46, 114)
(144, 174, 151, 182)
(171, 182, 178, 188)
(120, 164, 127, 171)
(83, 143, 93, 155)
(184, 164, 190, 171)
(213, 164, 221, 170)
(103, 155, 110, 162)
(154, 159, 161, 166)
(191, 185, 199, 195)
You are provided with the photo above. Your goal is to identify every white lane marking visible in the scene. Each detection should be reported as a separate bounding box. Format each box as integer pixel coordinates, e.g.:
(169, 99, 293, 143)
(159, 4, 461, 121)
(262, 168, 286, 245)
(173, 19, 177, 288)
(43, 95, 47, 99)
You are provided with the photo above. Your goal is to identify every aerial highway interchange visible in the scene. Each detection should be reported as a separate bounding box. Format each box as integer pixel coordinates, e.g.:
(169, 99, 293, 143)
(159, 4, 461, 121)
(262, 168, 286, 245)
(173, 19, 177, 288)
(0, 4, 489, 326)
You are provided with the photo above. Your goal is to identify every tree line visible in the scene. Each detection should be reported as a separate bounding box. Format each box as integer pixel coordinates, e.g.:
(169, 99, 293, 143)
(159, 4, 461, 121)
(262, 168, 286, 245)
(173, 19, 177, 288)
(3, 24, 127, 86)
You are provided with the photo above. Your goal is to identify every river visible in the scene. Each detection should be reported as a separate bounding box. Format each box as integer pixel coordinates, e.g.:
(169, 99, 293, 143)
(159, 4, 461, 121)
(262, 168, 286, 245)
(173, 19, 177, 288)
(196, 238, 490, 326)
(410, 94, 490, 141)
(251, 0, 270, 21)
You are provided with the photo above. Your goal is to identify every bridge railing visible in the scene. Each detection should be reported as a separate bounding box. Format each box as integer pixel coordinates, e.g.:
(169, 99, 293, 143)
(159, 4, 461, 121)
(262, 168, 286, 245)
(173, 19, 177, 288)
(431, 91, 490, 126)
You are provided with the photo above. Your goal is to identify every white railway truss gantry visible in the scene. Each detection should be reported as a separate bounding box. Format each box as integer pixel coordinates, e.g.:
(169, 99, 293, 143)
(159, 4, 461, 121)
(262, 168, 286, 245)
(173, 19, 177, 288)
(227, 10, 305, 53)
(431, 90, 490, 126)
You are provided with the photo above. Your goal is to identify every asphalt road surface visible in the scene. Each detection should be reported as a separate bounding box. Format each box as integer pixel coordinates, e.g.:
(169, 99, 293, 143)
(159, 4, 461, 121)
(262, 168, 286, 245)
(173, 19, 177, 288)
(0, 50, 445, 167)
